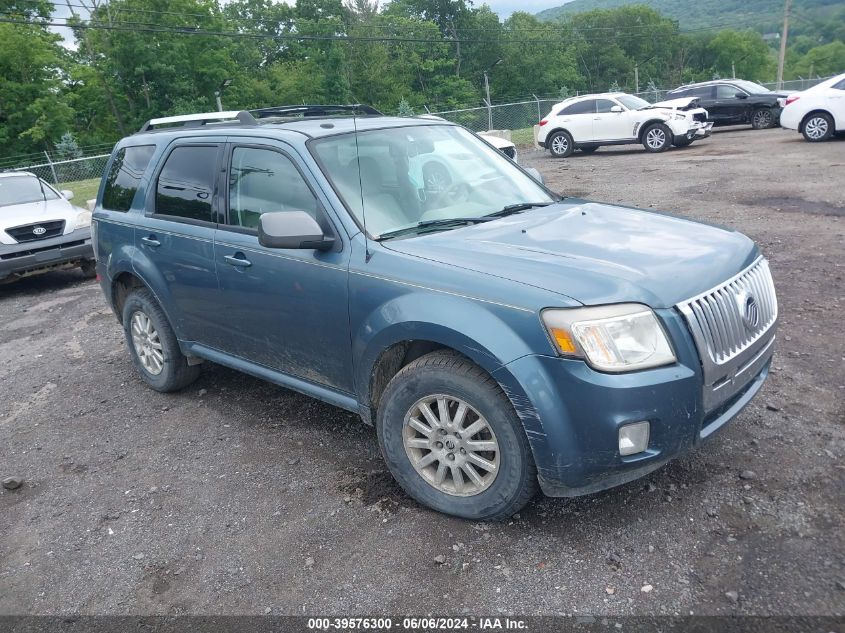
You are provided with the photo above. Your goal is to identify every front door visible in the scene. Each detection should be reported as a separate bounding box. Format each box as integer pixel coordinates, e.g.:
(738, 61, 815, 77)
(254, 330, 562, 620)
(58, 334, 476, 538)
(592, 98, 634, 141)
(211, 142, 353, 393)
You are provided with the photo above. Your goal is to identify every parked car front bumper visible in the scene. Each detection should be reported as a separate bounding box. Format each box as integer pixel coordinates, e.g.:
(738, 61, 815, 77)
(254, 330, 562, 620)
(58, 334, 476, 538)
(495, 309, 773, 497)
(0, 229, 94, 280)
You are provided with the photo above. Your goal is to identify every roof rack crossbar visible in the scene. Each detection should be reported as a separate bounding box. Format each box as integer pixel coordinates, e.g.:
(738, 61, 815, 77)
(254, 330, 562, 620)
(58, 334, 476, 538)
(138, 110, 258, 133)
(250, 104, 383, 119)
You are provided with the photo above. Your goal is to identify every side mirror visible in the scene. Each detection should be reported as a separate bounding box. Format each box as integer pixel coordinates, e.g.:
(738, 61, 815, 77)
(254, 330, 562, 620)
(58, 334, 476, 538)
(524, 167, 544, 185)
(610, 105, 624, 113)
(258, 210, 335, 251)
(735, 92, 748, 99)
(61, 190, 74, 200)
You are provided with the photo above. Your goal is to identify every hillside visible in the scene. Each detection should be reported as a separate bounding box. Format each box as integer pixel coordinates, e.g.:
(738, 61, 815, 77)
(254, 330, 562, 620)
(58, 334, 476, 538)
(535, 0, 844, 34)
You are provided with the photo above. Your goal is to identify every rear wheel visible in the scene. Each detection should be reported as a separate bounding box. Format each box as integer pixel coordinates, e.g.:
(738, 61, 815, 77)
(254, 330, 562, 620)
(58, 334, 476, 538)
(122, 288, 200, 392)
(642, 123, 672, 152)
(751, 108, 775, 129)
(548, 131, 574, 158)
(802, 112, 834, 142)
(377, 351, 537, 520)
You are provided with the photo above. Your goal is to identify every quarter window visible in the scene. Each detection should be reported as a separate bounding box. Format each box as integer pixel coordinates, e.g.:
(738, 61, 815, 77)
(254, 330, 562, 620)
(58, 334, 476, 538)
(832, 78, 845, 91)
(227, 147, 319, 229)
(102, 145, 155, 212)
(155, 145, 218, 222)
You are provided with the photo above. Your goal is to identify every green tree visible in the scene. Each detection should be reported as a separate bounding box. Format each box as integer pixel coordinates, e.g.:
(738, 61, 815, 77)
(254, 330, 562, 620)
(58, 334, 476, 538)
(707, 30, 776, 81)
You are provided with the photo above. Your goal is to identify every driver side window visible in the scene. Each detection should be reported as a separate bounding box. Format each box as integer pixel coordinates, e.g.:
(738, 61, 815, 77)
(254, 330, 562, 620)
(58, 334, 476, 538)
(227, 147, 318, 230)
(717, 85, 742, 99)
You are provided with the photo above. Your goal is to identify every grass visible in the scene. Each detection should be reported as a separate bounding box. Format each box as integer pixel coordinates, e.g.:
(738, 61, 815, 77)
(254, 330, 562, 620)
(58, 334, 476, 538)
(511, 127, 536, 146)
(59, 178, 101, 205)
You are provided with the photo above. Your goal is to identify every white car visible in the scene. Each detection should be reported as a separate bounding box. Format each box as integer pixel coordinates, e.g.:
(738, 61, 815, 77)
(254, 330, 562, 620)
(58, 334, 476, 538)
(0, 171, 95, 283)
(537, 92, 713, 157)
(779, 73, 845, 142)
(479, 133, 518, 163)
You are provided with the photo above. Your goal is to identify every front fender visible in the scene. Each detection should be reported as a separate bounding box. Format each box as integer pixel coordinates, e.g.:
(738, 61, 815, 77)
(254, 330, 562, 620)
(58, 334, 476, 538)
(352, 291, 548, 405)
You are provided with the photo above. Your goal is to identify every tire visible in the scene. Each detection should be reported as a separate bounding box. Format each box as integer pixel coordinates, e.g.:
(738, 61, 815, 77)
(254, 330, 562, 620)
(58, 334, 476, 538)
(79, 260, 96, 279)
(642, 123, 672, 152)
(578, 145, 599, 154)
(802, 112, 834, 142)
(751, 108, 775, 130)
(121, 287, 200, 392)
(547, 131, 574, 158)
(376, 350, 538, 520)
(673, 136, 694, 147)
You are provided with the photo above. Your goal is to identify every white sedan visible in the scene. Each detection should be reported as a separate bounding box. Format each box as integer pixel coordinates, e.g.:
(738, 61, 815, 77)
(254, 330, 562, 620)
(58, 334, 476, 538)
(779, 72, 845, 142)
(537, 92, 712, 157)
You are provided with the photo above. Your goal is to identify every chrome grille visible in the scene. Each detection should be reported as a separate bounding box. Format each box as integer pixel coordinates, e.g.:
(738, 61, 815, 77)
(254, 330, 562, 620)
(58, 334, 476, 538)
(678, 258, 777, 366)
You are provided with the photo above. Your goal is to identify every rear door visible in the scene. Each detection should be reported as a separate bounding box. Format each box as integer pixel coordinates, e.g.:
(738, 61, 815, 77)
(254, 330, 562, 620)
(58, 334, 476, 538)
(826, 77, 845, 129)
(555, 99, 596, 142)
(133, 140, 224, 342)
(210, 140, 353, 393)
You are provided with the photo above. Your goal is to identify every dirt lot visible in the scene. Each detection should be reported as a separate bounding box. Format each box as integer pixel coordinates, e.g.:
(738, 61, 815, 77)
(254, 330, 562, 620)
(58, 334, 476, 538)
(1, 127, 843, 617)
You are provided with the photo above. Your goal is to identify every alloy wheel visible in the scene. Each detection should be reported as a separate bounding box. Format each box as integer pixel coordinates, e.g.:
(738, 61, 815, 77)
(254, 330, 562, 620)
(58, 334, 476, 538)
(551, 135, 569, 155)
(402, 394, 500, 497)
(805, 116, 828, 140)
(646, 127, 666, 149)
(130, 310, 164, 375)
(753, 110, 773, 128)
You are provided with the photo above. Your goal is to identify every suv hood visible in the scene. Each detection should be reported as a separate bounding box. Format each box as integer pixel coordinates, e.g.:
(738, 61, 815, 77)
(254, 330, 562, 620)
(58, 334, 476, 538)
(646, 97, 701, 111)
(0, 198, 79, 245)
(384, 200, 757, 309)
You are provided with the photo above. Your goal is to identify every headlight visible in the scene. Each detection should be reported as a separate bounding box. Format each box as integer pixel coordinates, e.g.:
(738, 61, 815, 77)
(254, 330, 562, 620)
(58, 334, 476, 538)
(541, 304, 676, 373)
(75, 211, 92, 229)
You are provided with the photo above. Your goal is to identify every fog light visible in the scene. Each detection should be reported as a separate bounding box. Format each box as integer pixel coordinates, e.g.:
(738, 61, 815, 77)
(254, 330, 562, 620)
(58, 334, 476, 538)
(619, 422, 650, 456)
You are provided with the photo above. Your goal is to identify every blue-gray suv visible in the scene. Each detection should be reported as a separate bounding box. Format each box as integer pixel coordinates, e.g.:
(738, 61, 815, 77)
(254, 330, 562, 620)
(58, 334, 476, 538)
(93, 106, 778, 520)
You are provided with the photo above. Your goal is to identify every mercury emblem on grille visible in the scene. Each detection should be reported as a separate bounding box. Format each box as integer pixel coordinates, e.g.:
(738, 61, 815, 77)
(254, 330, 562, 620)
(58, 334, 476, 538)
(737, 291, 760, 330)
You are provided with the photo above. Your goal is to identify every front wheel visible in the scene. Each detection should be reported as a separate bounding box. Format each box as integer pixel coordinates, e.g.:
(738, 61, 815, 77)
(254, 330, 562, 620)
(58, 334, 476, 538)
(122, 287, 200, 392)
(751, 108, 775, 129)
(802, 112, 834, 142)
(547, 131, 574, 158)
(642, 123, 672, 152)
(377, 351, 538, 520)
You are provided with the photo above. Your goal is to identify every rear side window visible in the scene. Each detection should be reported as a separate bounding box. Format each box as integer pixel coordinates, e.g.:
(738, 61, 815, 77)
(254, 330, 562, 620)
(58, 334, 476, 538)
(560, 99, 595, 115)
(102, 145, 155, 212)
(833, 78, 845, 91)
(155, 145, 217, 222)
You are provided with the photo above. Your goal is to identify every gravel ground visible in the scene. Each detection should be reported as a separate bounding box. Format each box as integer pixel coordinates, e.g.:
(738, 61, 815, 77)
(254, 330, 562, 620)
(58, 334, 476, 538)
(1, 126, 843, 617)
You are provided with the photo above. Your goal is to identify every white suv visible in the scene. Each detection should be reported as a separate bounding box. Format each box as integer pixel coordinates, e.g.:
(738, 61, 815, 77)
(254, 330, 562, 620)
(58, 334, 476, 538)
(537, 93, 712, 158)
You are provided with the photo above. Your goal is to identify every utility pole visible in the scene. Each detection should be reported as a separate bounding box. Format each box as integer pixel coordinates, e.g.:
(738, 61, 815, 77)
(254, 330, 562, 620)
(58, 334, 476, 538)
(634, 65, 639, 94)
(776, 0, 791, 89)
(215, 91, 223, 112)
(732, 61, 736, 79)
(484, 71, 491, 130)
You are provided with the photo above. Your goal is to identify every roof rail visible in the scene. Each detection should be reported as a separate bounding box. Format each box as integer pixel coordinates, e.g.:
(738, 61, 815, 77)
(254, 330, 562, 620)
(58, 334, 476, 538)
(138, 110, 258, 133)
(250, 104, 383, 119)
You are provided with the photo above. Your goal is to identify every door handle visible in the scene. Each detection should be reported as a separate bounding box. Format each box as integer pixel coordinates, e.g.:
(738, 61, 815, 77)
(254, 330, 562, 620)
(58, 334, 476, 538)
(224, 254, 252, 268)
(141, 236, 160, 247)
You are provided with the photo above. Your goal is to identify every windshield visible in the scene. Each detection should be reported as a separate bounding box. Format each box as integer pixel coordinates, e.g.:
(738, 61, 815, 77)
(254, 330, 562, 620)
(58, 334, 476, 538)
(617, 94, 650, 110)
(0, 175, 60, 207)
(734, 80, 769, 94)
(311, 125, 554, 238)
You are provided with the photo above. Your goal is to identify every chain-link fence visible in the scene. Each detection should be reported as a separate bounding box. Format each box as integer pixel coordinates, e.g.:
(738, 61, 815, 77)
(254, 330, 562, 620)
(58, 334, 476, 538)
(0, 154, 111, 201)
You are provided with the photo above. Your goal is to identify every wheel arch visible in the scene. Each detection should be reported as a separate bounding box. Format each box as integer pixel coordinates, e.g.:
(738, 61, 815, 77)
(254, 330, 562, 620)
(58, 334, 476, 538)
(637, 118, 669, 142)
(799, 109, 834, 133)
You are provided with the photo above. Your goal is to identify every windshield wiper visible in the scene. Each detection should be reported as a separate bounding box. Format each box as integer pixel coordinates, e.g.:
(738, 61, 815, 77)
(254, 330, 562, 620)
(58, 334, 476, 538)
(376, 217, 493, 241)
(485, 201, 552, 218)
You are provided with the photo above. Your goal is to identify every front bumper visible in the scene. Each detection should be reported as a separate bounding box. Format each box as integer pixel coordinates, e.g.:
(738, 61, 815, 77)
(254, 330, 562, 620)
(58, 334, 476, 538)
(0, 228, 94, 280)
(494, 309, 773, 497)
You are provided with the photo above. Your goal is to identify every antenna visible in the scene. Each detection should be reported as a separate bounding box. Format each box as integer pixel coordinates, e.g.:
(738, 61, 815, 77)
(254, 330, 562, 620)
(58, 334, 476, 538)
(351, 101, 372, 262)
